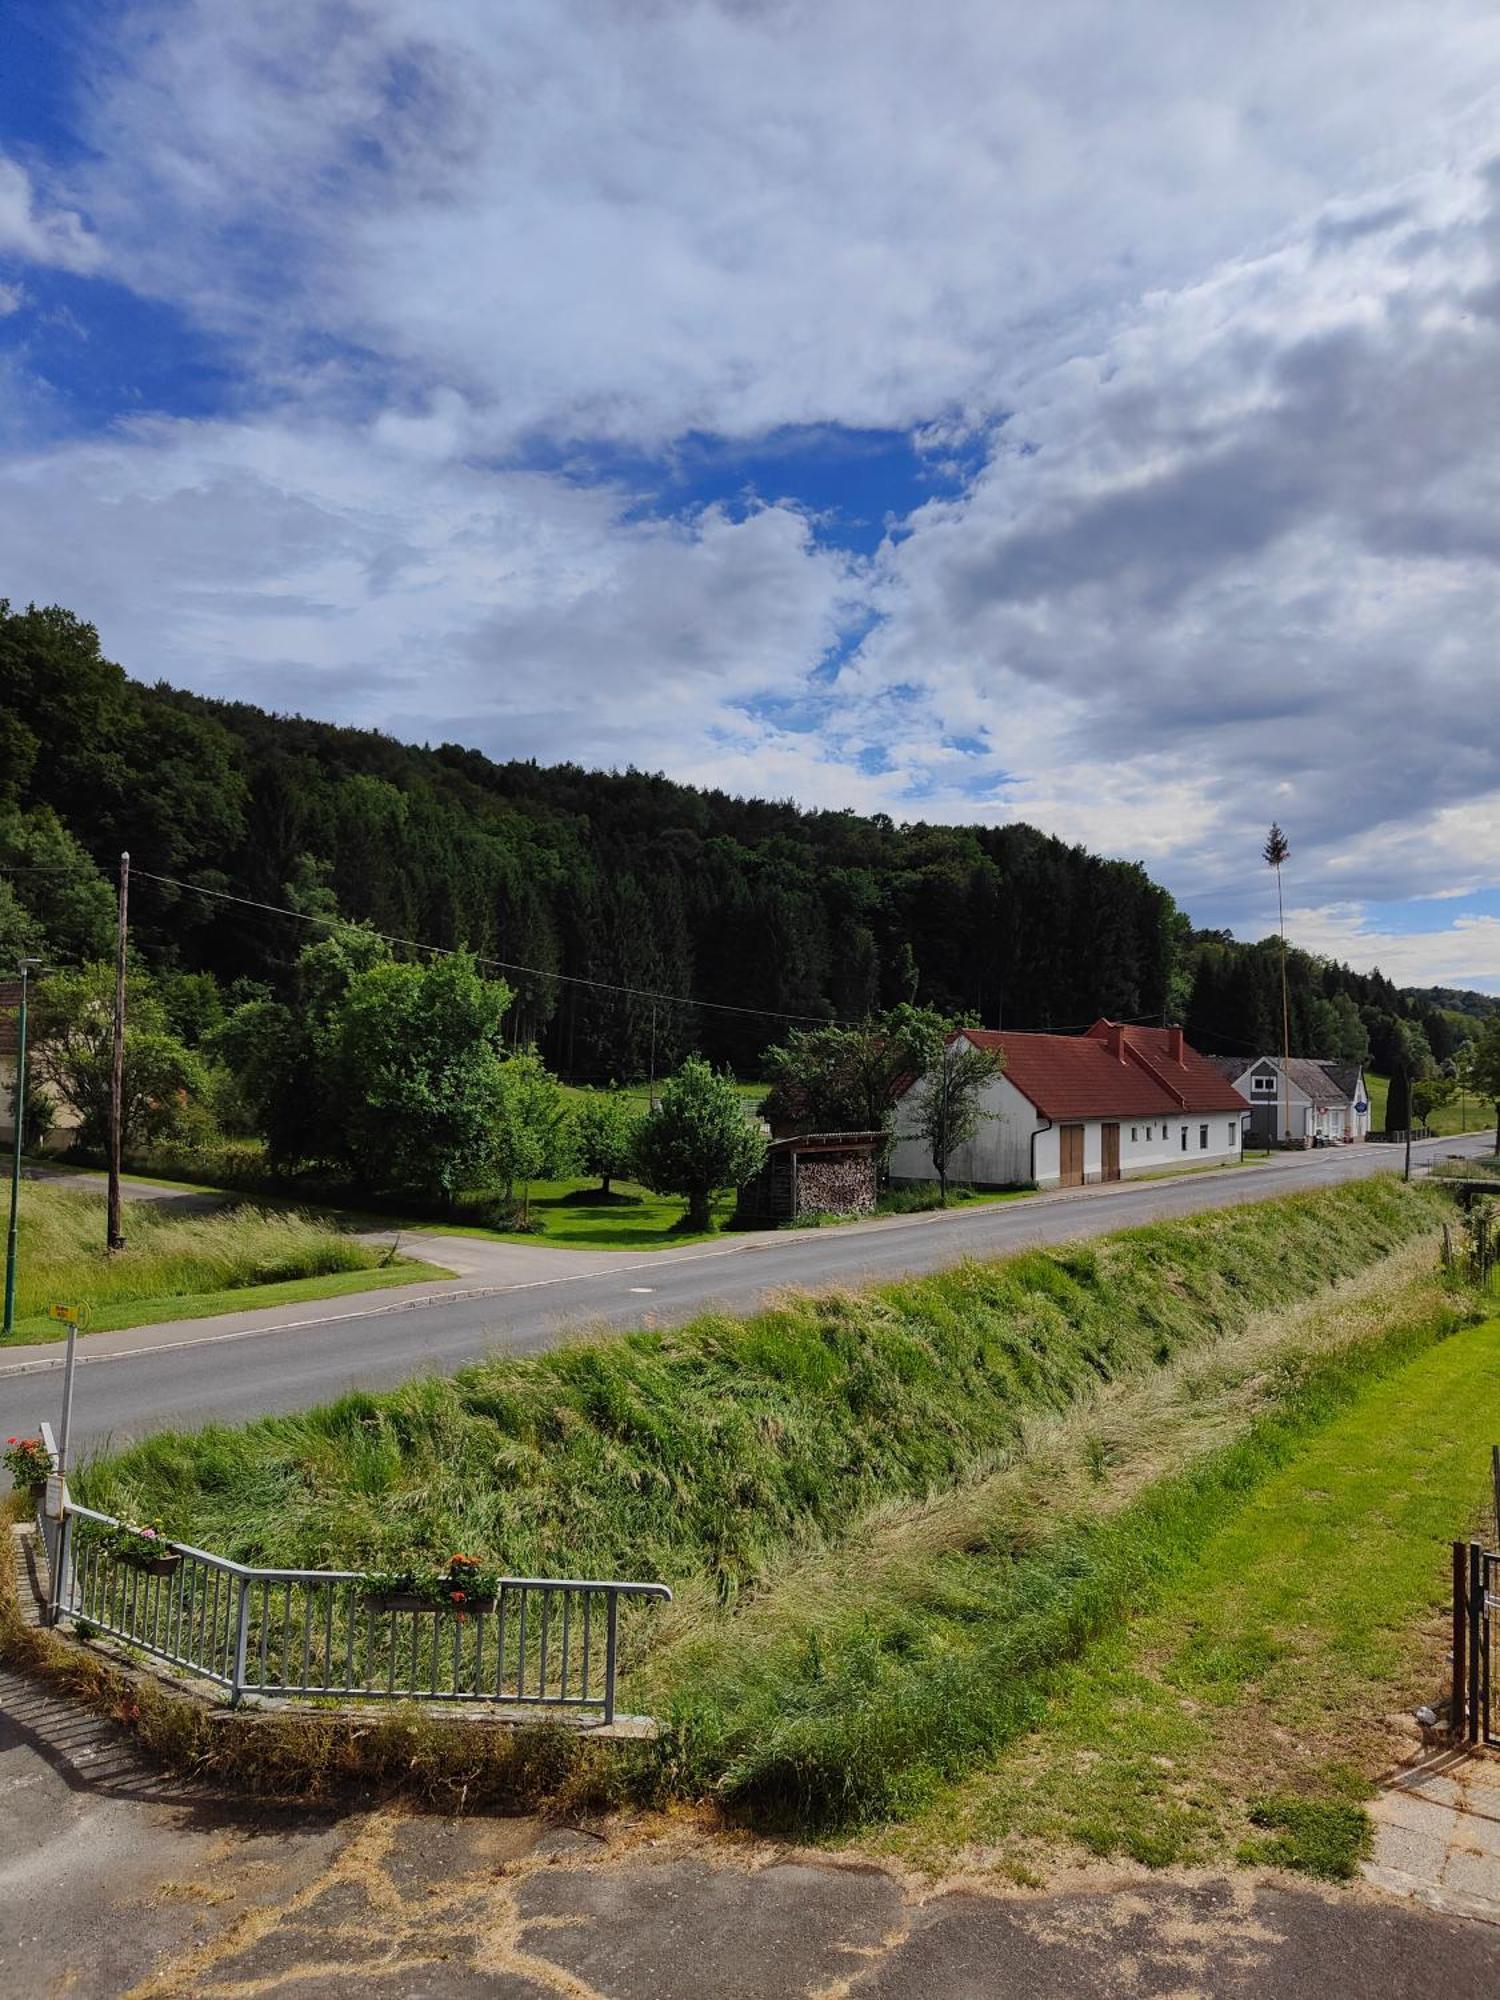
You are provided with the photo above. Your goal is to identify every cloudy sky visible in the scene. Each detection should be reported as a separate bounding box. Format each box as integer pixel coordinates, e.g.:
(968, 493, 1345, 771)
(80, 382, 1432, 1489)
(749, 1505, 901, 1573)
(2, 2, 1498, 986)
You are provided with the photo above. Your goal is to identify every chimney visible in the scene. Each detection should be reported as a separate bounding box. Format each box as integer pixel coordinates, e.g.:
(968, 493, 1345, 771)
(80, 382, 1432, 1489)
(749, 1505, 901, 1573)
(1166, 1025, 1185, 1064)
(1105, 1021, 1125, 1062)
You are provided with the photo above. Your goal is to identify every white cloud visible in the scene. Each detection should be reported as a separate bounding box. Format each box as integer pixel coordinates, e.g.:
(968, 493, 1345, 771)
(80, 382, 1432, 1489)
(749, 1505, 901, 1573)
(1287, 905, 1500, 992)
(0, 157, 100, 273)
(0, 412, 857, 778)
(56, 2, 1500, 443)
(0, 4, 1498, 991)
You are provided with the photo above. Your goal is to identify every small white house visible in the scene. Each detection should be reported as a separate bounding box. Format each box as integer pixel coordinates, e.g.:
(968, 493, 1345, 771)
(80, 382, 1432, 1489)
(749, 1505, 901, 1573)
(890, 1020, 1250, 1191)
(1213, 1056, 1370, 1146)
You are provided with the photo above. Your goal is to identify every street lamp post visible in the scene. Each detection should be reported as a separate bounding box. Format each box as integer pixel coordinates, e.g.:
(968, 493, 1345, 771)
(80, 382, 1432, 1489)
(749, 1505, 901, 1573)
(3, 957, 42, 1340)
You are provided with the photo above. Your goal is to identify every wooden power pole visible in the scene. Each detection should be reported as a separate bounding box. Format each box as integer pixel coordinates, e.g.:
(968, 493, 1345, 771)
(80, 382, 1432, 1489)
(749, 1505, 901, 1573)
(107, 850, 129, 1252)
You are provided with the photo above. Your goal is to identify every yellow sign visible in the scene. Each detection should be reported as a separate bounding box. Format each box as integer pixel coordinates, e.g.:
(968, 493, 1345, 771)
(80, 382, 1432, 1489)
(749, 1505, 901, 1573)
(48, 1303, 90, 1327)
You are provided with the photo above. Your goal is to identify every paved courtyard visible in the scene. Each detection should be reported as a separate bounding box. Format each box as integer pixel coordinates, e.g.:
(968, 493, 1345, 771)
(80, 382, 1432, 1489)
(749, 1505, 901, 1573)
(5, 1658, 1500, 2000)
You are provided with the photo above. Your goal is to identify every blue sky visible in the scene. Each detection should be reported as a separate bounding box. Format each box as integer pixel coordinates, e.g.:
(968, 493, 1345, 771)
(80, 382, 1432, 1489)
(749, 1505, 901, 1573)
(2, 1, 1499, 988)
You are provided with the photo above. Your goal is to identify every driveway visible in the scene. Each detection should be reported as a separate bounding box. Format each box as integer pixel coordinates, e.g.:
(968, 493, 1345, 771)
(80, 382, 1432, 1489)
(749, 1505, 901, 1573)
(0, 1136, 1488, 1457)
(4, 1658, 1498, 2000)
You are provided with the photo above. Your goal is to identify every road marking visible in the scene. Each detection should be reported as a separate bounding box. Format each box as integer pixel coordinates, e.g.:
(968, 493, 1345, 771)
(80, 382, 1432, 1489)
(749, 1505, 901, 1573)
(0, 1139, 1478, 1381)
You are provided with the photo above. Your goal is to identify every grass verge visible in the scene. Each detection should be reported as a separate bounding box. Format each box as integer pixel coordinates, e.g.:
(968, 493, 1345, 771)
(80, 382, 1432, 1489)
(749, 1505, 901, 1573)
(881, 1303, 1500, 1879)
(1, 1182, 421, 1344)
(77, 1179, 1446, 1585)
(6, 1261, 455, 1343)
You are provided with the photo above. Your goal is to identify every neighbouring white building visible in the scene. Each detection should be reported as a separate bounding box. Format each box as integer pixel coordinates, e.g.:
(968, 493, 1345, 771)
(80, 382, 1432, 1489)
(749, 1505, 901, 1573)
(1212, 1056, 1370, 1147)
(890, 1020, 1250, 1191)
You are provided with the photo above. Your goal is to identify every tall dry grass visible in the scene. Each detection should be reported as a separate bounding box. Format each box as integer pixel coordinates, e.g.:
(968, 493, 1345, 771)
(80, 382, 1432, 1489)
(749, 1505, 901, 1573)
(10, 1182, 381, 1323)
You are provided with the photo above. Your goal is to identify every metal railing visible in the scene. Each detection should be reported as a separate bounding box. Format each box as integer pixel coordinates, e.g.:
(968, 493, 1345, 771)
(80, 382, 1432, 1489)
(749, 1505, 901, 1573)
(35, 1444, 669, 1721)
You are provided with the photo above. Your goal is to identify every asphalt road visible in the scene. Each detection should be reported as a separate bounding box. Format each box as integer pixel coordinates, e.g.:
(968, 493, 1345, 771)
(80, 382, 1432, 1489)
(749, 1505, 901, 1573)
(1, 1136, 1488, 1457)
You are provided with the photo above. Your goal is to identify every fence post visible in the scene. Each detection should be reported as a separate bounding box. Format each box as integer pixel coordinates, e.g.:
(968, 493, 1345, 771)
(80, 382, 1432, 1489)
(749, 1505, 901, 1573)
(602, 1590, 620, 1726)
(229, 1575, 252, 1707)
(1452, 1541, 1469, 1738)
(49, 1510, 71, 1629)
(1469, 1541, 1484, 1745)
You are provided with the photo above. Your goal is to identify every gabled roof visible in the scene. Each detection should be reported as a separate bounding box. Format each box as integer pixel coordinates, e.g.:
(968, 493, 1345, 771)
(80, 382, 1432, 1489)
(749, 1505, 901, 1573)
(1211, 1053, 1359, 1108)
(950, 1023, 1245, 1122)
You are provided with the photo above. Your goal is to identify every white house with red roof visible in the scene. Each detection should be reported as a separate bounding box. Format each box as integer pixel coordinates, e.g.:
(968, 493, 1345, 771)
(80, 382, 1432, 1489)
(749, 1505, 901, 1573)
(889, 1020, 1250, 1191)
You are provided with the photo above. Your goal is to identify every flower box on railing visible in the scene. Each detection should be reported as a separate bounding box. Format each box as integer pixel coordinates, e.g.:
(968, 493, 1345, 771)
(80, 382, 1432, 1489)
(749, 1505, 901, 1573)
(360, 1554, 500, 1616)
(361, 1589, 497, 1615)
(76, 1518, 182, 1575)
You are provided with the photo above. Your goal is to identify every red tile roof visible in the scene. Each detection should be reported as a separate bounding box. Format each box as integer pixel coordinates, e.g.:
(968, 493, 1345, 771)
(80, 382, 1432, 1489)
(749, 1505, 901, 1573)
(952, 1021, 1246, 1122)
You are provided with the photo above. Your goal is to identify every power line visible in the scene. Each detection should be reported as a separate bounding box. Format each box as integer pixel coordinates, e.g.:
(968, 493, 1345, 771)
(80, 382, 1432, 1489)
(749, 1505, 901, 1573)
(130, 868, 846, 1029)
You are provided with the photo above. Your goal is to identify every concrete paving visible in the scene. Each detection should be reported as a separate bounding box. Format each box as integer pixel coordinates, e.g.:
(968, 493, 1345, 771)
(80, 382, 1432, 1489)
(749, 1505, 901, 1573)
(1366, 1746, 1500, 1927)
(3, 1676, 1499, 2000)
(1, 1136, 1488, 1456)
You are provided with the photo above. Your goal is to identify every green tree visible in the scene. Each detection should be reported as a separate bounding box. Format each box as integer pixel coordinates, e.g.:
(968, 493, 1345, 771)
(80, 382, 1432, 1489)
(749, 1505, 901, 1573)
(1384, 1068, 1411, 1138)
(1461, 1016, 1500, 1154)
(570, 1090, 639, 1196)
(331, 950, 514, 1204)
(1411, 1072, 1455, 1128)
(491, 1050, 572, 1221)
(1329, 992, 1371, 1064)
(760, 1005, 950, 1134)
(633, 1058, 766, 1230)
(909, 1035, 1005, 1203)
(29, 963, 204, 1155)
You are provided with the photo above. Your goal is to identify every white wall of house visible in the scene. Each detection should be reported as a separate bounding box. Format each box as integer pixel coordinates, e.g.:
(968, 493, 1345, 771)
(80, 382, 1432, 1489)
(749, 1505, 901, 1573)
(889, 1071, 1043, 1186)
(890, 1070, 1244, 1189)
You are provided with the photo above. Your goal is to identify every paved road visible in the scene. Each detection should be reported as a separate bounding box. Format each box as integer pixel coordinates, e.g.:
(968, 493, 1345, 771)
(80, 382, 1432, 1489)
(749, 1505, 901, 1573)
(1, 1137, 1487, 1457)
(5, 1656, 1498, 1999)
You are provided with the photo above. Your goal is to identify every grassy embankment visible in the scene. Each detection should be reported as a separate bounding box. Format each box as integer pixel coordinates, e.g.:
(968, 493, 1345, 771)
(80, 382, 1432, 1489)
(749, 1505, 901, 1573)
(76, 1177, 1478, 1860)
(2, 1183, 450, 1344)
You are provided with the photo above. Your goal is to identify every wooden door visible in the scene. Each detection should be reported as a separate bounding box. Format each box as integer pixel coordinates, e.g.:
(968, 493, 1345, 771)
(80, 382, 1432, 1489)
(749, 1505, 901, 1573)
(1101, 1122, 1121, 1182)
(1059, 1123, 1085, 1187)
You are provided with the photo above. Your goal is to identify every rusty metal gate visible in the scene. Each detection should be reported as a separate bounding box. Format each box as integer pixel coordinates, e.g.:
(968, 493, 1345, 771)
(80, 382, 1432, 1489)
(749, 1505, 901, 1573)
(1452, 1541, 1498, 1746)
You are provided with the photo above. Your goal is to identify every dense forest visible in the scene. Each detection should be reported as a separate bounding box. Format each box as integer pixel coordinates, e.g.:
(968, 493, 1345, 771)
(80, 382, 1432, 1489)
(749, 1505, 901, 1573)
(0, 600, 1476, 1080)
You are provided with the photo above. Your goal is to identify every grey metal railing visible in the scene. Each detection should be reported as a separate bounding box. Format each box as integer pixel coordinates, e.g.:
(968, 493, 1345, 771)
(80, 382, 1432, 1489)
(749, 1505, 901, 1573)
(37, 1459, 668, 1721)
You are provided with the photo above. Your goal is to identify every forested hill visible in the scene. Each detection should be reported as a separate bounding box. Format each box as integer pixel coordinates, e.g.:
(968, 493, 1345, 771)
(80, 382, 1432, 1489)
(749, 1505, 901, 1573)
(0, 600, 1464, 1076)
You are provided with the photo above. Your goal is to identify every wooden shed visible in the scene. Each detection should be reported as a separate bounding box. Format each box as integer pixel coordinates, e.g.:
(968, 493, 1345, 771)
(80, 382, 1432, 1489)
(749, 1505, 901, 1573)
(734, 1130, 885, 1226)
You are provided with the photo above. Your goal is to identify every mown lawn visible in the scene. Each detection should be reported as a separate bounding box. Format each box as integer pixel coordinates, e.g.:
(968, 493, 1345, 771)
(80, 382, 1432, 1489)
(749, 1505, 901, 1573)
(884, 1300, 1500, 1882)
(1366, 1071, 1491, 1138)
(2, 1183, 449, 1344)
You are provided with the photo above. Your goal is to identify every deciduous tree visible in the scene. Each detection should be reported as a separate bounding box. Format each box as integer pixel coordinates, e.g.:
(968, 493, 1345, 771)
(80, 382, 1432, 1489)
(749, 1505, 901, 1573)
(570, 1090, 639, 1196)
(909, 1035, 1005, 1203)
(633, 1058, 766, 1231)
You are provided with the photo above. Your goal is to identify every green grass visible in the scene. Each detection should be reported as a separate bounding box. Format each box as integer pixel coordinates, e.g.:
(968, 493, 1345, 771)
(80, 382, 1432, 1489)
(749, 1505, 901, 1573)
(883, 1304, 1500, 1878)
(7, 1260, 454, 1343)
(79, 1177, 1444, 1581)
(1366, 1072, 1491, 1138)
(1, 1182, 421, 1344)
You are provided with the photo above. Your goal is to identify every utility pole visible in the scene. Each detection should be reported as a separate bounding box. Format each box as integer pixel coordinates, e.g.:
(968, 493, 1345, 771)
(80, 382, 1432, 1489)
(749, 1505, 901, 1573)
(3, 957, 41, 1340)
(107, 850, 129, 1253)
(1264, 825, 1292, 1150)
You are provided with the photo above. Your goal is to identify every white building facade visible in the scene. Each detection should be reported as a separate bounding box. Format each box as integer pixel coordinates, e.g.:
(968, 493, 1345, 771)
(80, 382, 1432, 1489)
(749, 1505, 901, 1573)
(890, 1021, 1250, 1192)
